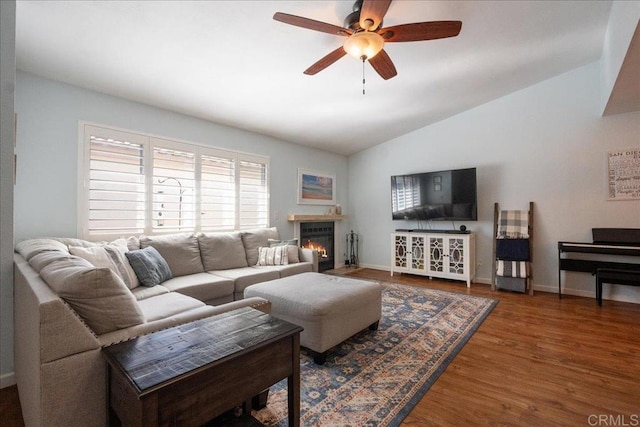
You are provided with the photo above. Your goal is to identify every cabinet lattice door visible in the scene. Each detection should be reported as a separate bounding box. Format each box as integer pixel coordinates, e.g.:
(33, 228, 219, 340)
(394, 235, 408, 268)
(448, 238, 465, 274)
(411, 235, 426, 271)
(429, 237, 444, 273)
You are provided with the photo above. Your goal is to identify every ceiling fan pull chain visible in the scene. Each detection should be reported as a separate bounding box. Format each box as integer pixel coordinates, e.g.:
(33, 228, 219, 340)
(362, 57, 366, 95)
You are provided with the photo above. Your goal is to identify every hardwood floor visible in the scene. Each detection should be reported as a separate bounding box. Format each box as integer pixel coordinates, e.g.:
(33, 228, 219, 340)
(0, 384, 23, 427)
(2, 268, 638, 426)
(343, 268, 640, 427)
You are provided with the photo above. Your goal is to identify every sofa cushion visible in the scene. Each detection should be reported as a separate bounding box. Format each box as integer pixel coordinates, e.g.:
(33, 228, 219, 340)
(69, 239, 139, 289)
(39, 257, 145, 335)
(15, 238, 69, 261)
(198, 232, 248, 270)
(256, 246, 288, 266)
(211, 267, 280, 296)
(126, 236, 140, 251)
(131, 284, 170, 301)
(140, 233, 204, 277)
(27, 251, 75, 273)
(136, 292, 206, 323)
(251, 263, 314, 278)
(162, 272, 235, 303)
(268, 239, 300, 264)
(241, 227, 280, 266)
(126, 246, 173, 287)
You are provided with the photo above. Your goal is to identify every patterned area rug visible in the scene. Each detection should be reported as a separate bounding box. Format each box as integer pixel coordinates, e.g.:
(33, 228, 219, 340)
(252, 281, 497, 426)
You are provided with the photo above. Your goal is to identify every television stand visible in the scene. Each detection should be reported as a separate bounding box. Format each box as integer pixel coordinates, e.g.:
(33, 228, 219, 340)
(391, 231, 476, 286)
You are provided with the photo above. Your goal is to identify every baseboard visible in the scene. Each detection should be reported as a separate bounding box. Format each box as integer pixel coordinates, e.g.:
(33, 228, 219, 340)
(356, 265, 639, 304)
(0, 371, 15, 389)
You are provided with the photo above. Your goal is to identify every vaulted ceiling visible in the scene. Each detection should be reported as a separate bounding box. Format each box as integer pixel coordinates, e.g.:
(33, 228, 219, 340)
(15, 1, 631, 155)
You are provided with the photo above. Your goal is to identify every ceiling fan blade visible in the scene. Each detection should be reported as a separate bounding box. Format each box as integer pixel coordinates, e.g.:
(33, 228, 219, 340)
(304, 47, 347, 75)
(368, 49, 397, 80)
(274, 12, 352, 36)
(380, 21, 462, 42)
(359, 0, 392, 31)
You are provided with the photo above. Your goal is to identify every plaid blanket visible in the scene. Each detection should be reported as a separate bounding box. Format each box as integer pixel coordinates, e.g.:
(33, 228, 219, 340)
(497, 210, 529, 239)
(496, 260, 528, 278)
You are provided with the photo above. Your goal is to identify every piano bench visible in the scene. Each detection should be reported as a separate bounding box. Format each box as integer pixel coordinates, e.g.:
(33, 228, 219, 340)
(595, 268, 640, 306)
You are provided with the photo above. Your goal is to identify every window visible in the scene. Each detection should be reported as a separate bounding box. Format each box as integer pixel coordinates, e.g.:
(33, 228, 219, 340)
(79, 124, 269, 239)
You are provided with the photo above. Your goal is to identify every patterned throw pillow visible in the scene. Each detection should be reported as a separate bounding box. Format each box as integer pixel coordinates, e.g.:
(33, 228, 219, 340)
(268, 239, 300, 264)
(125, 246, 173, 287)
(256, 246, 289, 266)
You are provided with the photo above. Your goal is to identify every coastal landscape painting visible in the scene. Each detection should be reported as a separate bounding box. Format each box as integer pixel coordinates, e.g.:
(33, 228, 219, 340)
(298, 169, 336, 205)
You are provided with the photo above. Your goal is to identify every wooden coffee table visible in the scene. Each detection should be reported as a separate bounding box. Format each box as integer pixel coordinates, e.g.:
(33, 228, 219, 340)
(102, 307, 302, 426)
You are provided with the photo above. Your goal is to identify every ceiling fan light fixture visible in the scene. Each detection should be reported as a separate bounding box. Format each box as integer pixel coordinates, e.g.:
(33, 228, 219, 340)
(343, 31, 384, 60)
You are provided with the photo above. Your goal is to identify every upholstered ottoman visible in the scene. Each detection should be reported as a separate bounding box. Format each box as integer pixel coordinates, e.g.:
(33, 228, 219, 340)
(244, 272, 382, 364)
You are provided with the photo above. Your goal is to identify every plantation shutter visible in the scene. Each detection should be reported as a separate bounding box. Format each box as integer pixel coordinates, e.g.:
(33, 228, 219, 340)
(151, 142, 196, 233)
(200, 152, 236, 231)
(85, 128, 146, 237)
(410, 175, 421, 208)
(238, 157, 269, 229)
(81, 123, 270, 239)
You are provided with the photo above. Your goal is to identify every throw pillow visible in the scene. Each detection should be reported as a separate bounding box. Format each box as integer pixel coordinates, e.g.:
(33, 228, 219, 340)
(40, 257, 145, 335)
(126, 246, 173, 287)
(69, 239, 140, 289)
(256, 246, 288, 266)
(268, 239, 300, 264)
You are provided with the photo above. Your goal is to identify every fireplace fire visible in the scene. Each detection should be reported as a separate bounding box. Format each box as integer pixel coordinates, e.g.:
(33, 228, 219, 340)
(302, 240, 328, 258)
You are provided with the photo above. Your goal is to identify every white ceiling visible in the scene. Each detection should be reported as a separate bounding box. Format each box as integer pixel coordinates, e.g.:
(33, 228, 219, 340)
(16, 1, 618, 156)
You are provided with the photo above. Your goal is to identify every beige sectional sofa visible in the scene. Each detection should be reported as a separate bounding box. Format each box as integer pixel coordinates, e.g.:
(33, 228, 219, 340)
(13, 227, 318, 427)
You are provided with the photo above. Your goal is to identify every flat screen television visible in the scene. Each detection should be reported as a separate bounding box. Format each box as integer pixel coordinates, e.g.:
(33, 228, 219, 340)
(391, 167, 477, 221)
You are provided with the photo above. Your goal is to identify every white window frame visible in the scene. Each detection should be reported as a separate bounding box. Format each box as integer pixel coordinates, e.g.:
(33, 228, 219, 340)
(78, 122, 270, 240)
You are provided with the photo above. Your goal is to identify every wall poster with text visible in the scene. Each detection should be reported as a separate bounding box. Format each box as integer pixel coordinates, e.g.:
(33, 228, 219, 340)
(607, 148, 640, 200)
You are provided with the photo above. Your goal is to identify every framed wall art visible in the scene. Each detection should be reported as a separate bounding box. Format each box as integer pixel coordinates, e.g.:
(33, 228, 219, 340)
(297, 168, 336, 205)
(607, 148, 640, 201)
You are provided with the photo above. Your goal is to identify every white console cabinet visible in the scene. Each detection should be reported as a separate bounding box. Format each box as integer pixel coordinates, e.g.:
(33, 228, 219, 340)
(391, 232, 476, 287)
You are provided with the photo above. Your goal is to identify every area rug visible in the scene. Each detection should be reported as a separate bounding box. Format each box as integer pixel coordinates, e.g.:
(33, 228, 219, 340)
(252, 281, 498, 426)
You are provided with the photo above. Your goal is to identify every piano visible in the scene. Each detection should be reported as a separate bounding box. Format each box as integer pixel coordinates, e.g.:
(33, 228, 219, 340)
(558, 228, 640, 298)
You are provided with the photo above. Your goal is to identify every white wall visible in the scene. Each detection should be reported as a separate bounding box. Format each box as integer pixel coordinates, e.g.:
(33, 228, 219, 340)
(348, 61, 640, 302)
(14, 72, 349, 243)
(0, 0, 16, 387)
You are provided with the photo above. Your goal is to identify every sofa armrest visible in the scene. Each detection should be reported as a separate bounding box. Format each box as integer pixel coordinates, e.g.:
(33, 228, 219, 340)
(98, 297, 272, 347)
(14, 254, 101, 364)
(299, 247, 319, 272)
(14, 254, 103, 427)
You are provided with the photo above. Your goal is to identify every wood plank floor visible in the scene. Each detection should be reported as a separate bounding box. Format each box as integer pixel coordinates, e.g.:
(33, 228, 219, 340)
(1, 268, 638, 426)
(342, 268, 640, 427)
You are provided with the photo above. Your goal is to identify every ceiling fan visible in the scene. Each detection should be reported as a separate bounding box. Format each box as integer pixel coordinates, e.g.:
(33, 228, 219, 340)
(273, 0, 462, 80)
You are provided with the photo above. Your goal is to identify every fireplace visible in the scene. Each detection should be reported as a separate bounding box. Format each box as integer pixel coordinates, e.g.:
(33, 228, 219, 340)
(300, 221, 334, 273)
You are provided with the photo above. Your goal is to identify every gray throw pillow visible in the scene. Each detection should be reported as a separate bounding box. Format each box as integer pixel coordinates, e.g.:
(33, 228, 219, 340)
(125, 246, 173, 287)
